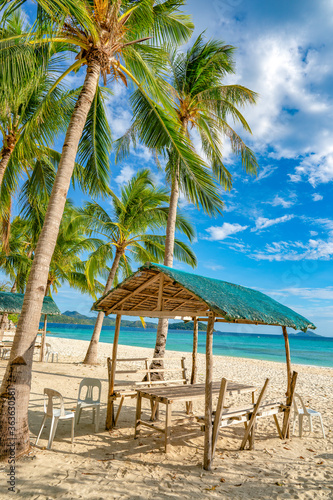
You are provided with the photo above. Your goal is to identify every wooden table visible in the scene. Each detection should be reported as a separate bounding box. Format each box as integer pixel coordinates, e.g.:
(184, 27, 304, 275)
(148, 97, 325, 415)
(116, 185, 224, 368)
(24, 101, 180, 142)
(134, 381, 256, 452)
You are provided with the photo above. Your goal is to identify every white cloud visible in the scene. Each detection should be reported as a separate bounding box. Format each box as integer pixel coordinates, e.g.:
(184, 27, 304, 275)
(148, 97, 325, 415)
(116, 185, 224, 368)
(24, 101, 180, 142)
(278, 287, 333, 300)
(310, 230, 318, 236)
(252, 236, 333, 261)
(254, 164, 277, 182)
(204, 263, 224, 271)
(290, 153, 333, 187)
(312, 193, 323, 201)
(114, 165, 135, 186)
(268, 195, 296, 208)
(204, 222, 248, 241)
(252, 214, 294, 232)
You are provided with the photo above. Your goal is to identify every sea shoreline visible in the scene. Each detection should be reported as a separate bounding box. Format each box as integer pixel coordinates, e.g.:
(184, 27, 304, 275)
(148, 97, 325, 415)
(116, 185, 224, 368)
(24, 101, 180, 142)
(42, 336, 333, 380)
(43, 322, 333, 369)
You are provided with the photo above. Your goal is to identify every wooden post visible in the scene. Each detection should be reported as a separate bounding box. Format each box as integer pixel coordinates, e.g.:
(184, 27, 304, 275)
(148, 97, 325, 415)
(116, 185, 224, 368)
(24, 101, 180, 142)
(191, 317, 198, 385)
(212, 378, 227, 458)
(240, 378, 269, 450)
(106, 314, 121, 430)
(282, 326, 292, 437)
(203, 312, 215, 471)
(282, 326, 292, 397)
(282, 370, 298, 439)
(40, 314, 47, 362)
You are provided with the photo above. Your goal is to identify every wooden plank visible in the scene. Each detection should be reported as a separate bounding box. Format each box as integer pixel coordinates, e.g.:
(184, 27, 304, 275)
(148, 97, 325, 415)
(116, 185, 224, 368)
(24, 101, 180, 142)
(112, 308, 206, 319)
(212, 378, 227, 459)
(106, 274, 160, 314)
(170, 299, 207, 312)
(240, 378, 270, 450)
(157, 275, 164, 310)
(110, 309, 209, 318)
(203, 312, 215, 471)
(135, 382, 256, 401)
(133, 378, 187, 387)
(128, 296, 151, 311)
(138, 421, 165, 433)
(116, 357, 177, 362)
(106, 314, 121, 430)
(115, 368, 184, 374)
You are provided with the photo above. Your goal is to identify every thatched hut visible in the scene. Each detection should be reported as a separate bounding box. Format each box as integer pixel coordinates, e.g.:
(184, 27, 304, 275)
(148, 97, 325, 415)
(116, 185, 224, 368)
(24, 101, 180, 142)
(93, 263, 315, 469)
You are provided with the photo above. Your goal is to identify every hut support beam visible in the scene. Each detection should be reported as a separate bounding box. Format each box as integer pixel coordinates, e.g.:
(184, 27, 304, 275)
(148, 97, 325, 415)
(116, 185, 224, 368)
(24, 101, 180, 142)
(106, 314, 121, 430)
(203, 312, 215, 471)
(191, 317, 198, 385)
(282, 325, 292, 438)
(40, 314, 47, 362)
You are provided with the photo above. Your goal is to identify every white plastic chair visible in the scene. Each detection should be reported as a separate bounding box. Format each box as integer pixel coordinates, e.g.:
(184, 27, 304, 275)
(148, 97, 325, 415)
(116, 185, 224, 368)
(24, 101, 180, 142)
(292, 393, 325, 438)
(75, 378, 101, 432)
(35, 388, 75, 449)
(45, 343, 58, 363)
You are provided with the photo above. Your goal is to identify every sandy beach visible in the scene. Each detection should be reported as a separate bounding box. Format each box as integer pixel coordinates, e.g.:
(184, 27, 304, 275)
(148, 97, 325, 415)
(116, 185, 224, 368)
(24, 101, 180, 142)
(0, 336, 332, 499)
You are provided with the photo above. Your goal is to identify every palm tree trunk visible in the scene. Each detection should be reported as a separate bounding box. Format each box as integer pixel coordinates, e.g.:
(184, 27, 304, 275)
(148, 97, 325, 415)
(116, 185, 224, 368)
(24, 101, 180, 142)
(83, 249, 122, 365)
(0, 314, 7, 342)
(151, 168, 180, 372)
(0, 61, 101, 461)
(0, 146, 13, 188)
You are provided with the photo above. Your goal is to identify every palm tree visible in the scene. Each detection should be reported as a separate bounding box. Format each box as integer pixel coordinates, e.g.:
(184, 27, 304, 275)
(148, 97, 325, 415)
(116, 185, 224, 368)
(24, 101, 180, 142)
(0, 0, 195, 459)
(117, 35, 258, 368)
(79, 169, 196, 365)
(0, 11, 75, 189)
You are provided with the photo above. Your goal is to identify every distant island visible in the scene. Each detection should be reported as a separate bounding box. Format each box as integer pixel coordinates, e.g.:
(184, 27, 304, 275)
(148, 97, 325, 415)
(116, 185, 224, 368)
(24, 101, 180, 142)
(289, 330, 322, 338)
(45, 311, 209, 331)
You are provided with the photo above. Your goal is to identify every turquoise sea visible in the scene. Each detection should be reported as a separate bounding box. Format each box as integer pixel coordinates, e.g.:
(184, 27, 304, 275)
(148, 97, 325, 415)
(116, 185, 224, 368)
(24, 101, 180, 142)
(42, 323, 333, 368)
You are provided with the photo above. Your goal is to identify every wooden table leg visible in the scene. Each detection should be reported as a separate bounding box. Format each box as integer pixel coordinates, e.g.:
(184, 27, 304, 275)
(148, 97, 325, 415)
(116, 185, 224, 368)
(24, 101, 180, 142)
(134, 393, 142, 439)
(165, 402, 172, 453)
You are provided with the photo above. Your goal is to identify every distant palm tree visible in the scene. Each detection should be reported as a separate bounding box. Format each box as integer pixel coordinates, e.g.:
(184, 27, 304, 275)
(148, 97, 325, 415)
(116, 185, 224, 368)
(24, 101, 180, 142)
(79, 169, 196, 365)
(117, 35, 258, 368)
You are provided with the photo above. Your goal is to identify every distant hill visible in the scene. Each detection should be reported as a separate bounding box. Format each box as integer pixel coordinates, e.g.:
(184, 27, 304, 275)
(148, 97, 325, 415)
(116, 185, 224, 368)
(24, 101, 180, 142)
(47, 311, 209, 331)
(289, 330, 321, 338)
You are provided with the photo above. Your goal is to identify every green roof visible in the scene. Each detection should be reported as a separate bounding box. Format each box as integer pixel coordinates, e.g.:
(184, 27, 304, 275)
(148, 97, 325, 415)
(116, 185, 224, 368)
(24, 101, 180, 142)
(143, 264, 315, 332)
(0, 292, 61, 316)
(93, 263, 315, 332)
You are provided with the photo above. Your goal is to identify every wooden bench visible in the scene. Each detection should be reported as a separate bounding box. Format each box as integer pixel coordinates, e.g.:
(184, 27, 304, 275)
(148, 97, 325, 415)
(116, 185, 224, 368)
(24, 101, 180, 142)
(198, 372, 297, 458)
(107, 357, 189, 427)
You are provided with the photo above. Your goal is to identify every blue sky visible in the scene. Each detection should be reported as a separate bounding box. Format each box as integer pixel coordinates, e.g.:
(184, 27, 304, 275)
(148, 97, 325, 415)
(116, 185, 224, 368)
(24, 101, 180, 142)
(6, 0, 333, 336)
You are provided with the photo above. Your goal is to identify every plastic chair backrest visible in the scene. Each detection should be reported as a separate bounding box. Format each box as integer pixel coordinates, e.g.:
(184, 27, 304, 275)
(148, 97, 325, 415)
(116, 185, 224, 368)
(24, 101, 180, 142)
(45, 343, 51, 353)
(44, 388, 65, 417)
(78, 378, 101, 404)
(293, 393, 309, 416)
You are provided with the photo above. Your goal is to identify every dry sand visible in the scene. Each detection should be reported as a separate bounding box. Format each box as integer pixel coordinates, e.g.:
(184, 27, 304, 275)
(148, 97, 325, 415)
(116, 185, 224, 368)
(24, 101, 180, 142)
(0, 336, 332, 499)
